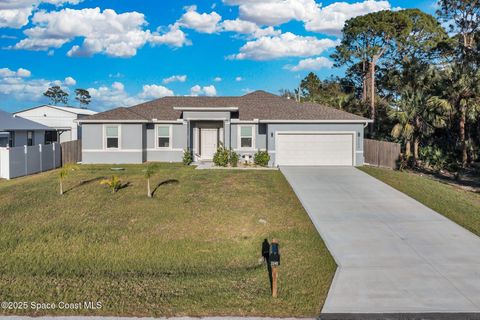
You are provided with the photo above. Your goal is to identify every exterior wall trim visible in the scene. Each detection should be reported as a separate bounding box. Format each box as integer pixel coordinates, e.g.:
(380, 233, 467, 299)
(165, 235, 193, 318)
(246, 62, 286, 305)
(78, 120, 148, 124)
(84, 149, 142, 153)
(261, 120, 372, 124)
(274, 130, 357, 166)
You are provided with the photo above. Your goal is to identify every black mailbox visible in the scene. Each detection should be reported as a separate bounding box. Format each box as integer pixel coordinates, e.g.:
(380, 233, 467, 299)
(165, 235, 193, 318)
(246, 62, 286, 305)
(270, 241, 280, 266)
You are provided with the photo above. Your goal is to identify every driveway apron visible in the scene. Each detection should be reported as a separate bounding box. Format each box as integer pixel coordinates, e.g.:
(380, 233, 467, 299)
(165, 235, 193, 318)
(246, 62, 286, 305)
(281, 166, 480, 314)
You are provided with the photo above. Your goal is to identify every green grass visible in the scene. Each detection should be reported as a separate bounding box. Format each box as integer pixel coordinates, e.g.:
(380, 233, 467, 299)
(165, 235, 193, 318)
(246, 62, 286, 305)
(0, 164, 335, 317)
(360, 166, 480, 236)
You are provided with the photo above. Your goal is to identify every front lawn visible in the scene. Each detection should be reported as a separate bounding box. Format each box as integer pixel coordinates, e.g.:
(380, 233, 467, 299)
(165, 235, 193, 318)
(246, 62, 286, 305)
(0, 164, 335, 317)
(360, 166, 480, 236)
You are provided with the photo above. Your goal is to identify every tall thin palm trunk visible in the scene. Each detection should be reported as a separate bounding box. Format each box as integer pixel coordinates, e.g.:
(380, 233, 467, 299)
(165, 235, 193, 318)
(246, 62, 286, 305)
(459, 105, 467, 167)
(147, 178, 151, 198)
(405, 140, 411, 158)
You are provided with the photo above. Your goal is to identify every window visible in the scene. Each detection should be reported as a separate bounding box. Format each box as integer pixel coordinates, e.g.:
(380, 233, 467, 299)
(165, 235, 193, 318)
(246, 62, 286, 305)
(8, 131, 15, 147)
(240, 126, 254, 149)
(157, 125, 171, 148)
(45, 131, 58, 145)
(27, 131, 34, 146)
(105, 126, 119, 149)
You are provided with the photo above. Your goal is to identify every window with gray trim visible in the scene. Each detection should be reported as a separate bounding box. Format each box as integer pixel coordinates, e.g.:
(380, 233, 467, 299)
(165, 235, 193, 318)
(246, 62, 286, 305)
(105, 126, 119, 149)
(240, 126, 253, 148)
(157, 125, 170, 148)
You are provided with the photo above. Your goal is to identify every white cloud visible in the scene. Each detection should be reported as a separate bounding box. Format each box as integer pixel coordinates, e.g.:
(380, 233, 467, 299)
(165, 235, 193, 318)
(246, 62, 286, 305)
(221, 19, 280, 38)
(0, 0, 83, 29)
(223, 0, 319, 26)
(235, 76, 244, 81)
(284, 56, 334, 71)
(0, 67, 74, 102)
(87, 82, 175, 110)
(229, 32, 338, 60)
(177, 5, 221, 34)
(14, 8, 150, 57)
(223, 0, 392, 35)
(0, 67, 31, 78)
(12, 7, 191, 57)
(162, 74, 187, 84)
(150, 25, 190, 48)
(190, 85, 217, 96)
(139, 84, 174, 99)
(214, 77, 222, 82)
(305, 0, 391, 35)
(64, 76, 76, 86)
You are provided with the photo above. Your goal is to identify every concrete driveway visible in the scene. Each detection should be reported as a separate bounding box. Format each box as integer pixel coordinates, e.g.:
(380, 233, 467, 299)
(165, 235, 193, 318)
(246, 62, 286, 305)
(281, 166, 480, 315)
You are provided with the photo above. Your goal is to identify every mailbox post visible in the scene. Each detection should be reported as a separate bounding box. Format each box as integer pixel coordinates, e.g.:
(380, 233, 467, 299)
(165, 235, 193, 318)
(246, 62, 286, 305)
(269, 239, 280, 298)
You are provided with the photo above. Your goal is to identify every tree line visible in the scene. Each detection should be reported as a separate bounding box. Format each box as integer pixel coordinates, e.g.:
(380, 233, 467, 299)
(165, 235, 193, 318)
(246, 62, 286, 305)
(43, 86, 92, 109)
(283, 0, 480, 171)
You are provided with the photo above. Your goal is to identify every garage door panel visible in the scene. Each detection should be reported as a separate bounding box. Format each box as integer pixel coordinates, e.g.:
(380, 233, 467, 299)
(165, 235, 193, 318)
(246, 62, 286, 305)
(277, 133, 354, 166)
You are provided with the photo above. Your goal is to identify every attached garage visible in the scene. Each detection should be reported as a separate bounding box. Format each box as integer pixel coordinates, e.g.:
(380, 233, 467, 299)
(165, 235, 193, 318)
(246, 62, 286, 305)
(276, 132, 355, 166)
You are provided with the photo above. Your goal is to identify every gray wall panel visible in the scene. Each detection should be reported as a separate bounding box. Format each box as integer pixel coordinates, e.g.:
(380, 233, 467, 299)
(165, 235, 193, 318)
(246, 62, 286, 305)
(146, 150, 183, 162)
(83, 151, 143, 164)
(82, 124, 103, 150)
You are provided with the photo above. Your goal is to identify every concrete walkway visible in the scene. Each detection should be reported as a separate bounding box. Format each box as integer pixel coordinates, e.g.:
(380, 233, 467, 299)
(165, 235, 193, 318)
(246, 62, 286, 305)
(281, 166, 480, 314)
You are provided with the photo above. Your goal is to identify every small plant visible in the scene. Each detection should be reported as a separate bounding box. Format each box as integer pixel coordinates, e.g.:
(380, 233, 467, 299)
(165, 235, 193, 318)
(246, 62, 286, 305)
(419, 146, 447, 171)
(229, 149, 239, 167)
(254, 150, 270, 167)
(100, 175, 122, 194)
(143, 164, 156, 198)
(213, 147, 229, 167)
(183, 149, 193, 165)
(58, 163, 79, 195)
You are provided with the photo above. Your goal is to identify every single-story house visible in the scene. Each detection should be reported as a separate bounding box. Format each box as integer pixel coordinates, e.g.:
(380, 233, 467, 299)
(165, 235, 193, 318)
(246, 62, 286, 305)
(0, 110, 50, 147)
(78, 90, 372, 167)
(14, 105, 97, 143)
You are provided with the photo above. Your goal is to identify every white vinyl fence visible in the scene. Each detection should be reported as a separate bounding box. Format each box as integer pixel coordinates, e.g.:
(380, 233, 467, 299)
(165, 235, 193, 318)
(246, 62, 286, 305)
(0, 143, 61, 180)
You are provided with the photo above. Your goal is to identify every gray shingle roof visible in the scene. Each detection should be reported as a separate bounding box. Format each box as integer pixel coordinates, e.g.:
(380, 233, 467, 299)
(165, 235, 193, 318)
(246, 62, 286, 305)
(0, 110, 51, 131)
(83, 90, 370, 122)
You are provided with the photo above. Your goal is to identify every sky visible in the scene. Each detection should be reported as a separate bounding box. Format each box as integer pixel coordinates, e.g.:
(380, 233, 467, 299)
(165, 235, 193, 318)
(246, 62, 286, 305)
(0, 0, 437, 112)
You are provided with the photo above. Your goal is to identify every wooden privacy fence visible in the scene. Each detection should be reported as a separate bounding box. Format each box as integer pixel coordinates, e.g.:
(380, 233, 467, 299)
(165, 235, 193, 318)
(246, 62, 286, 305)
(61, 140, 82, 165)
(364, 139, 401, 169)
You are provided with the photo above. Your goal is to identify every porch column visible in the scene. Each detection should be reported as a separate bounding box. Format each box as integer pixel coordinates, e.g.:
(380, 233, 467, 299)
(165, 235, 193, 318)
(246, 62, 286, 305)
(224, 120, 231, 149)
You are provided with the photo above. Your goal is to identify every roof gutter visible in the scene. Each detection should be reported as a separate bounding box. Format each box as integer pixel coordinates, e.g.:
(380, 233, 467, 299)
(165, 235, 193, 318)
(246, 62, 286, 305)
(76, 119, 149, 124)
(258, 119, 373, 124)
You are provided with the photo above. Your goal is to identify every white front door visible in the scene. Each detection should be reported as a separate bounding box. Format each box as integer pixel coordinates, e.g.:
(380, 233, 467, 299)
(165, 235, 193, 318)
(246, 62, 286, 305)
(200, 129, 218, 160)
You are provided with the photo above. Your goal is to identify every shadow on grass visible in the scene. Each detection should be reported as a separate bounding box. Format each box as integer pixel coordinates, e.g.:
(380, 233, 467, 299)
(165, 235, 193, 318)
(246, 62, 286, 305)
(152, 179, 179, 197)
(64, 176, 105, 194)
(118, 182, 131, 191)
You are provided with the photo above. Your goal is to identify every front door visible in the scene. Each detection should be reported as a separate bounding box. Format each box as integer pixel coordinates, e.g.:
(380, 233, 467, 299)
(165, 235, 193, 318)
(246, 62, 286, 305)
(200, 129, 218, 160)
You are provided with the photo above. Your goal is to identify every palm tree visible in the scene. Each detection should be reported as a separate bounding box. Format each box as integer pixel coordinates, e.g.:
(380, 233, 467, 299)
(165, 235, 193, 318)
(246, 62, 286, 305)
(58, 163, 79, 195)
(390, 88, 451, 164)
(433, 63, 480, 166)
(144, 164, 156, 198)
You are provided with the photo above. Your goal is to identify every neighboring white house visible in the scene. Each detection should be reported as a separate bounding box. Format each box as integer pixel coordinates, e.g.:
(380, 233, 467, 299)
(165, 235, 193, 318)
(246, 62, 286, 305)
(0, 110, 61, 180)
(15, 105, 97, 143)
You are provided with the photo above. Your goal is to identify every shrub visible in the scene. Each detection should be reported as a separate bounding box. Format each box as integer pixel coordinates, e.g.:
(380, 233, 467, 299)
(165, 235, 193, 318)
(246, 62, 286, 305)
(254, 150, 270, 167)
(100, 175, 123, 194)
(183, 149, 193, 165)
(419, 146, 447, 171)
(229, 150, 239, 167)
(213, 147, 229, 167)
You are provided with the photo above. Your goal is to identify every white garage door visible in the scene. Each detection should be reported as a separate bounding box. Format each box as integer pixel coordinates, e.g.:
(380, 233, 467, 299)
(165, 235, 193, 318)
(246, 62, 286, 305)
(276, 133, 354, 166)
